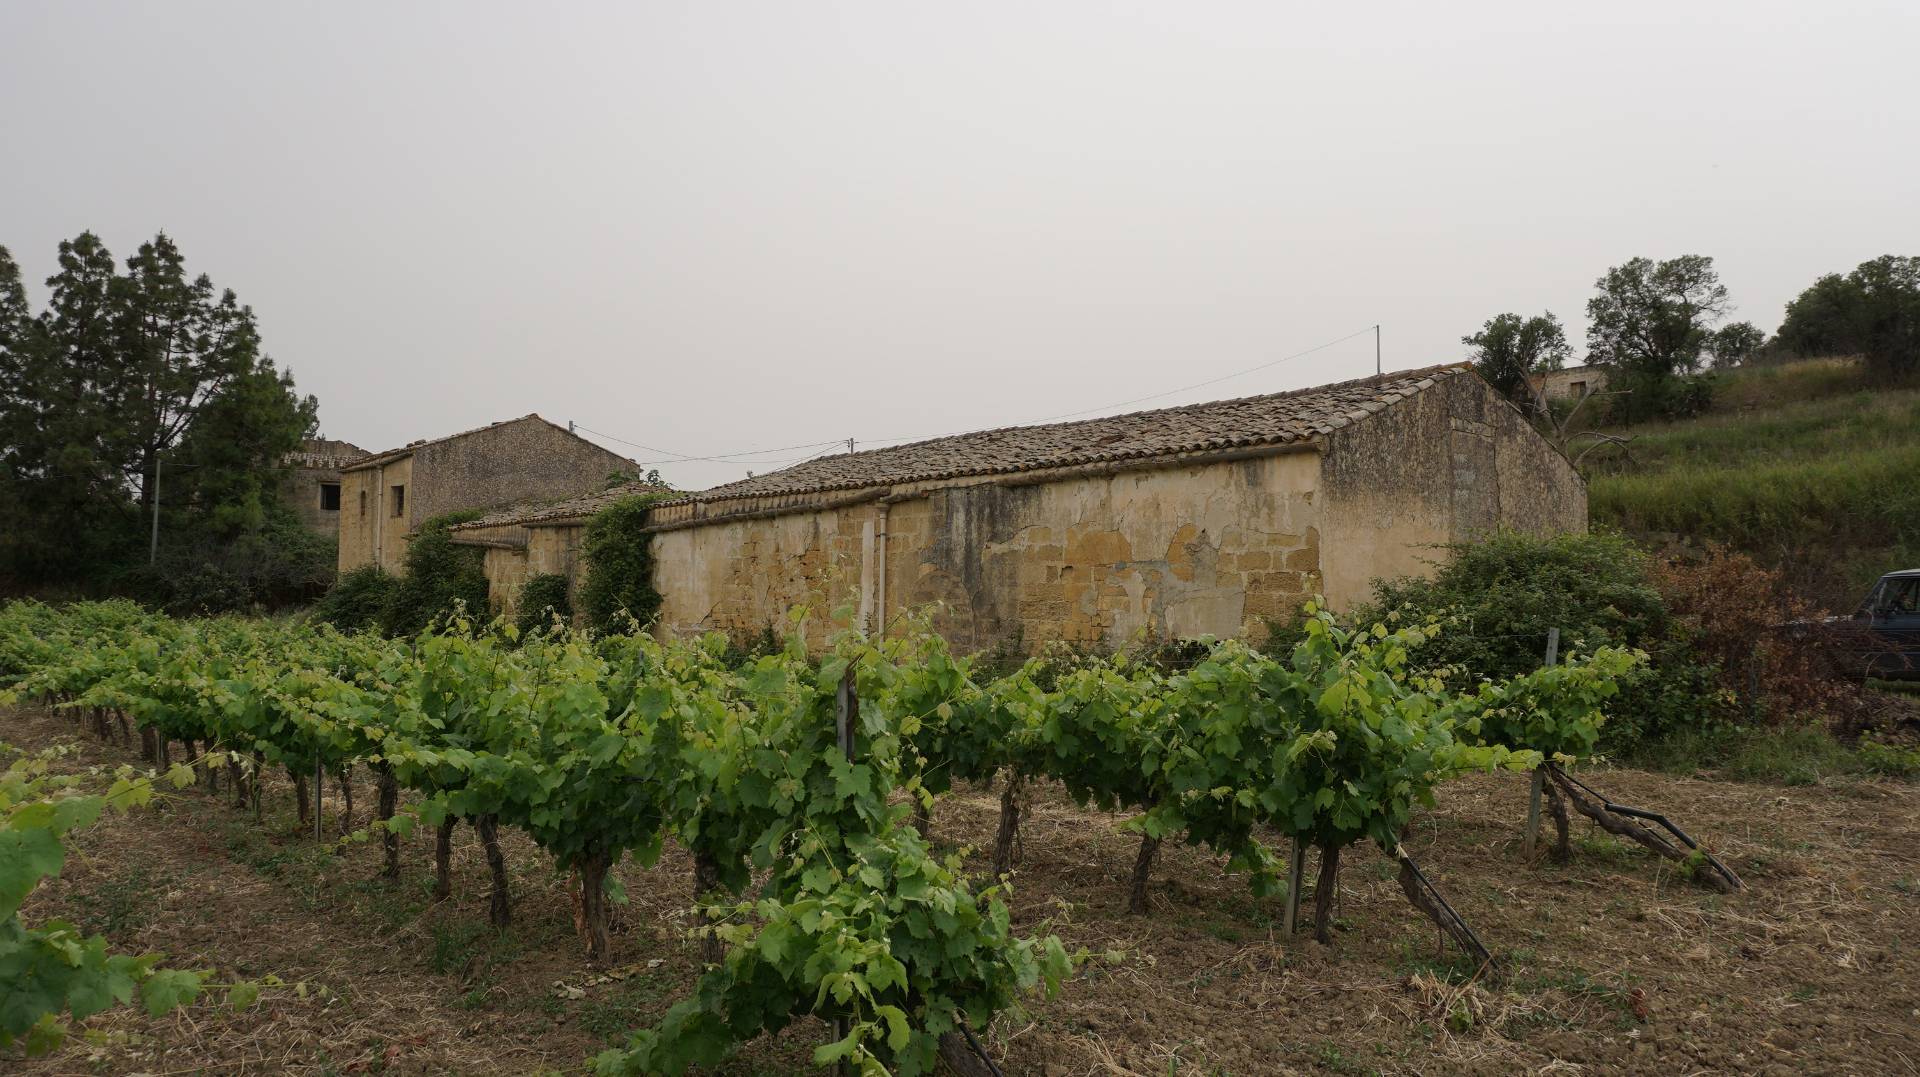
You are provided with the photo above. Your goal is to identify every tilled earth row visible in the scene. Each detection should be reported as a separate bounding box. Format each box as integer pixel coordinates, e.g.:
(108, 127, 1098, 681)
(12, 703, 1919, 1076)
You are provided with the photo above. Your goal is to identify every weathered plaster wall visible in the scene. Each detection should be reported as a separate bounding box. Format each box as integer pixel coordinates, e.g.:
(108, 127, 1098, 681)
(337, 455, 413, 574)
(479, 545, 530, 607)
(652, 503, 875, 646)
(456, 520, 588, 616)
(280, 439, 363, 539)
(527, 524, 588, 613)
(1315, 374, 1586, 609)
(900, 454, 1322, 650)
(651, 451, 1323, 651)
(282, 467, 343, 536)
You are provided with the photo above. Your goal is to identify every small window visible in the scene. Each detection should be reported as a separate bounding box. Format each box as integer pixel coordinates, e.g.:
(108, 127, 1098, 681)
(319, 482, 341, 511)
(359, 490, 368, 517)
(391, 485, 406, 518)
(1569, 381, 1587, 396)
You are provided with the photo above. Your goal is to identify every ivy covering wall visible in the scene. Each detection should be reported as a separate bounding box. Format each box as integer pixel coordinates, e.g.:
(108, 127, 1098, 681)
(377, 510, 489, 636)
(579, 493, 668, 634)
(515, 572, 573, 636)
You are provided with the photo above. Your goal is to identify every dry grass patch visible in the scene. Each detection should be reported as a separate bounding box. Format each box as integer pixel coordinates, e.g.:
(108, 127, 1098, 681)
(10, 703, 1919, 1075)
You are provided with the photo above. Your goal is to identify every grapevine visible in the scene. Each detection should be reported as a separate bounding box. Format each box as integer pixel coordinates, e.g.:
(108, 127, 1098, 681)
(0, 596, 1647, 1070)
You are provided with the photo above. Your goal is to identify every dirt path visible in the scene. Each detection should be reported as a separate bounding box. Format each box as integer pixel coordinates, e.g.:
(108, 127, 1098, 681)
(13, 703, 1920, 1075)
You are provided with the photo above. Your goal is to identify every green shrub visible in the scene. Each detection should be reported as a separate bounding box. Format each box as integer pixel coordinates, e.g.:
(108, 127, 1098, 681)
(716, 623, 783, 668)
(579, 494, 669, 634)
(1360, 530, 1727, 748)
(379, 511, 489, 637)
(1859, 736, 1920, 779)
(515, 573, 573, 636)
(161, 565, 254, 617)
(109, 509, 337, 617)
(1599, 371, 1716, 424)
(1363, 531, 1667, 673)
(312, 565, 399, 631)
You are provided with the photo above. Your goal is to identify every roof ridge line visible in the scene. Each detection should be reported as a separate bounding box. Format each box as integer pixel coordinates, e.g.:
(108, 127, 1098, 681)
(846, 362, 1468, 460)
(650, 363, 1472, 511)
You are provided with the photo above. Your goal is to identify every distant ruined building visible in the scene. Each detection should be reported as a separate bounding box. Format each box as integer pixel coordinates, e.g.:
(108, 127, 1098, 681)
(281, 438, 367, 537)
(1527, 364, 1608, 405)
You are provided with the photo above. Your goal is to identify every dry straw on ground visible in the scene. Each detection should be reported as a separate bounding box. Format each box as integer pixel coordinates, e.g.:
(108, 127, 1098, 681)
(11, 703, 1919, 1076)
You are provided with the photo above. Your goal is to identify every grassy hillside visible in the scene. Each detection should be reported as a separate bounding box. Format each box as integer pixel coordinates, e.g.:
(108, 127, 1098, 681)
(1583, 358, 1920, 611)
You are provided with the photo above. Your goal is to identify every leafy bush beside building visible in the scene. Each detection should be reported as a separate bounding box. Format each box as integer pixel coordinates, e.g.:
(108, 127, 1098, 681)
(311, 565, 399, 632)
(378, 511, 489, 636)
(1359, 530, 1724, 748)
(579, 493, 668, 634)
(310, 511, 488, 636)
(515, 573, 573, 636)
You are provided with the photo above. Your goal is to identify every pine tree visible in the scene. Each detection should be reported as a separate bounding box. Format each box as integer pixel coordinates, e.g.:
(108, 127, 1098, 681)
(0, 231, 325, 600)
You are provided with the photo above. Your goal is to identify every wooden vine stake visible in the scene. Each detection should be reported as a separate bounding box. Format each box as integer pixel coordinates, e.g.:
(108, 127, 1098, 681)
(313, 752, 324, 843)
(1393, 844, 1500, 983)
(832, 667, 855, 1076)
(991, 774, 1023, 880)
(1522, 628, 1559, 862)
(1282, 840, 1307, 937)
(1542, 764, 1742, 893)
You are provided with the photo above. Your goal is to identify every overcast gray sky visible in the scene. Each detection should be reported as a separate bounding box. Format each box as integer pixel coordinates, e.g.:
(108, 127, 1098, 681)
(4, 1, 1916, 489)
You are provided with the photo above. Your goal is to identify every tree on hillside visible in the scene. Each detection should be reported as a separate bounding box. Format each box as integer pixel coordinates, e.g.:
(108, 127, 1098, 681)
(1776, 255, 1920, 380)
(1774, 273, 1855, 358)
(1464, 312, 1572, 411)
(0, 232, 321, 601)
(1707, 321, 1767, 369)
(1585, 255, 1729, 419)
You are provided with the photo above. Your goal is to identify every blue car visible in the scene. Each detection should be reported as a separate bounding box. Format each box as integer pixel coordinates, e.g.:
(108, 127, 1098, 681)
(1854, 570, 1920, 680)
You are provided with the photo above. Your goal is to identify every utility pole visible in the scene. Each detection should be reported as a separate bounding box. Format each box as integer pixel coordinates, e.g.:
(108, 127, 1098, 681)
(1375, 324, 1382, 376)
(846, 437, 855, 455)
(148, 456, 162, 565)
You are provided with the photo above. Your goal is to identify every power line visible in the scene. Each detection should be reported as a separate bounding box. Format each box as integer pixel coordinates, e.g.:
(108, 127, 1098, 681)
(576, 322, 1380, 478)
(568, 424, 847, 466)
(1028, 324, 1381, 424)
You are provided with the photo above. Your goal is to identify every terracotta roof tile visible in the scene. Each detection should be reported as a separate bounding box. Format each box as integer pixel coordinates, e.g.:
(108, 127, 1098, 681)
(449, 480, 673, 531)
(282, 438, 367, 470)
(661, 363, 1470, 508)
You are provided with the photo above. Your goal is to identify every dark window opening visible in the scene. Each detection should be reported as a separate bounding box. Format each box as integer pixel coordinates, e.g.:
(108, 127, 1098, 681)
(319, 482, 341, 511)
(391, 485, 406, 518)
(1879, 578, 1920, 615)
(359, 490, 368, 516)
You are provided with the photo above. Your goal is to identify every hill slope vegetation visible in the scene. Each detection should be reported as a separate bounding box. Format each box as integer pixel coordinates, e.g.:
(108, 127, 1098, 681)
(1584, 358, 1920, 610)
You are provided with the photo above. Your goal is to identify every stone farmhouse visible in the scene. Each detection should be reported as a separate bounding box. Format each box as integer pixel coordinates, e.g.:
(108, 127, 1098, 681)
(460, 365, 1585, 651)
(280, 437, 366, 537)
(447, 479, 670, 603)
(337, 415, 637, 575)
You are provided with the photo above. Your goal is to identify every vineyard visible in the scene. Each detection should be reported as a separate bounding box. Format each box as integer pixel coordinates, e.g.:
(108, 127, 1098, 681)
(3, 601, 1915, 1073)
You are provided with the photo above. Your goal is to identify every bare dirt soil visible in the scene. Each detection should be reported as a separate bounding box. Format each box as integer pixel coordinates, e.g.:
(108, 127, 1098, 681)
(12, 702, 1920, 1076)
